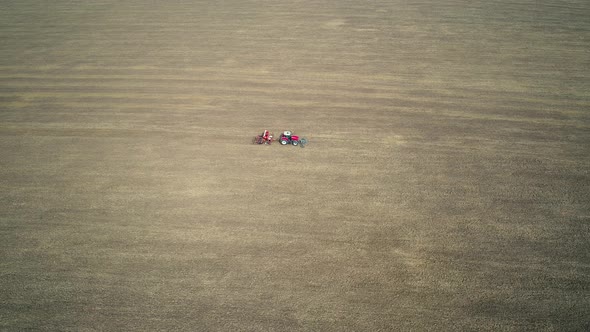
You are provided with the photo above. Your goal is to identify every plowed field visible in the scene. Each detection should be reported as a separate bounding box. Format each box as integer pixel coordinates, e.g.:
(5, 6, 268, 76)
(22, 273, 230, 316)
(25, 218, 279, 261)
(1, 1, 589, 330)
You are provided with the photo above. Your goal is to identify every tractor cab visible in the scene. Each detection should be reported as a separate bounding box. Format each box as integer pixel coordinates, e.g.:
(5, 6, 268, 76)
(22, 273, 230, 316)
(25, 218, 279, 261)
(280, 131, 299, 145)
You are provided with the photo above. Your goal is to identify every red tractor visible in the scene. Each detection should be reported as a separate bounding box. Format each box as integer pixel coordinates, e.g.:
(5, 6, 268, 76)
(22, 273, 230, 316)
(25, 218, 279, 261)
(279, 131, 307, 147)
(253, 130, 274, 145)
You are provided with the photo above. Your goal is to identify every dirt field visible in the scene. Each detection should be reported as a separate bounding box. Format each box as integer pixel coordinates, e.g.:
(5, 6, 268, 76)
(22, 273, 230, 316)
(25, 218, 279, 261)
(1, 0, 589, 330)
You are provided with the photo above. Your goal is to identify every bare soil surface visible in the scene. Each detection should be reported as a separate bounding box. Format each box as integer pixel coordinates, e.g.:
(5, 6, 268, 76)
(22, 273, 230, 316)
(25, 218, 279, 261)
(1, 1, 589, 331)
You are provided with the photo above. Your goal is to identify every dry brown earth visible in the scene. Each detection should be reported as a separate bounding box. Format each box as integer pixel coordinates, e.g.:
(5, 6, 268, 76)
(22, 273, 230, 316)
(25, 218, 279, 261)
(1, 0, 589, 330)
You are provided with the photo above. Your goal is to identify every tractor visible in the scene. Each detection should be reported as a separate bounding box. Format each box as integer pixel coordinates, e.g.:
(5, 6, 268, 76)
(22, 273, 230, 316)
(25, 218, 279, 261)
(279, 131, 307, 147)
(253, 130, 274, 145)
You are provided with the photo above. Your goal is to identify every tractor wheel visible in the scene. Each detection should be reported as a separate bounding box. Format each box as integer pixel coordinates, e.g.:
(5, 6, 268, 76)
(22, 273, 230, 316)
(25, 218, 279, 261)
(280, 139, 288, 145)
(292, 140, 299, 146)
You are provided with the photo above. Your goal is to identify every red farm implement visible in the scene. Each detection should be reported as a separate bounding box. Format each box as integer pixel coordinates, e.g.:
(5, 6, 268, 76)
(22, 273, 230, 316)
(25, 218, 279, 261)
(252, 130, 274, 145)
